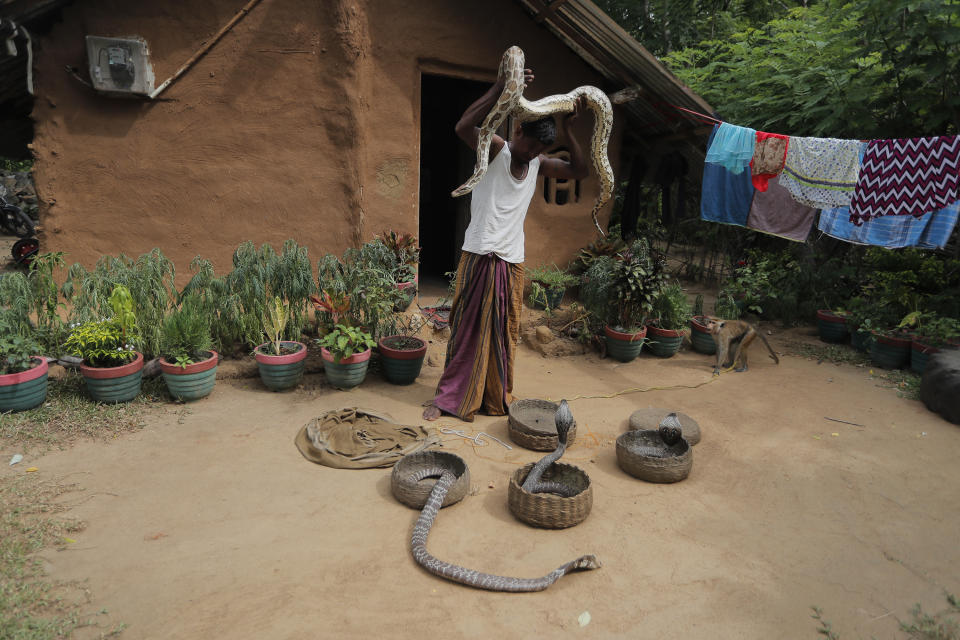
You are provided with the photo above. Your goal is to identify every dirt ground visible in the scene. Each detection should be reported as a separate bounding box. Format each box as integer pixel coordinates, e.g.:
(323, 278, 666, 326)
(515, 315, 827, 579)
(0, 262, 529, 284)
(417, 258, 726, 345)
(3, 312, 959, 639)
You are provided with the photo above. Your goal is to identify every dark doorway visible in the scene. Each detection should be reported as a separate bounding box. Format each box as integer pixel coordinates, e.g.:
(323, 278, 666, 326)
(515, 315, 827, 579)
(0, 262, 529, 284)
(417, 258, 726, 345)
(418, 74, 488, 282)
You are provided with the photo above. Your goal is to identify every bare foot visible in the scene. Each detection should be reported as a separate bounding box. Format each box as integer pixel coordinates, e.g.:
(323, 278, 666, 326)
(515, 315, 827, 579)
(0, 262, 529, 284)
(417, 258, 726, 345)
(422, 404, 441, 421)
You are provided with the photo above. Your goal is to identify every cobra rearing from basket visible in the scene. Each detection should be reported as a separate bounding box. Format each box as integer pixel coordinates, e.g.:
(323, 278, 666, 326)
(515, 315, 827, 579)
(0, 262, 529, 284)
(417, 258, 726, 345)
(520, 399, 579, 497)
(450, 46, 613, 236)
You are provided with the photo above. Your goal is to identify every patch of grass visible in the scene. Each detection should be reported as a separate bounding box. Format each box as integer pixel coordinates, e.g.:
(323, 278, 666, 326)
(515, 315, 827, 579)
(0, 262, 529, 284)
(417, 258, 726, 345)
(0, 475, 123, 638)
(812, 594, 960, 639)
(783, 340, 871, 366)
(0, 372, 166, 452)
(871, 368, 923, 401)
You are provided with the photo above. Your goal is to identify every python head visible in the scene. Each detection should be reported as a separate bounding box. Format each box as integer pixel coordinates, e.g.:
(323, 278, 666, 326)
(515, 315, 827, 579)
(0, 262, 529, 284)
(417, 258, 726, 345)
(554, 399, 574, 443)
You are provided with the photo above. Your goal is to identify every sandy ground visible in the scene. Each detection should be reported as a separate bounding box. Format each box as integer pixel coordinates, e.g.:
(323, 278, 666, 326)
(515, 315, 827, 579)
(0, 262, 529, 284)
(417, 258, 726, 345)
(3, 318, 959, 639)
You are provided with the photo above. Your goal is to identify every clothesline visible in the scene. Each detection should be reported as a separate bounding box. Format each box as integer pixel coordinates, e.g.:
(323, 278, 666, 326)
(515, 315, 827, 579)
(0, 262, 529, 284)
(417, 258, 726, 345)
(696, 120, 960, 250)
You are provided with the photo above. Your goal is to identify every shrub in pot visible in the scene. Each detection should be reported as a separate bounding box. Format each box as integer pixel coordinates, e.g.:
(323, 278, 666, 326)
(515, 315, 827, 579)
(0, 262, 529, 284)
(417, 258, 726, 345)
(64, 284, 143, 403)
(380, 230, 421, 312)
(526, 263, 577, 314)
(899, 313, 960, 374)
(0, 316, 48, 412)
(378, 314, 428, 385)
(254, 296, 308, 391)
(869, 325, 912, 369)
(816, 309, 850, 343)
(647, 282, 691, 358)
(317, 324, 376, 390)
(159, 294, 218, 401)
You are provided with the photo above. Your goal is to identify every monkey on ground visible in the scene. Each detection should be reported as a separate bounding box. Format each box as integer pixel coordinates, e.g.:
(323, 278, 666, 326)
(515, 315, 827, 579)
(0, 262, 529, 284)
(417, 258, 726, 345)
(705, 318, 779, 374)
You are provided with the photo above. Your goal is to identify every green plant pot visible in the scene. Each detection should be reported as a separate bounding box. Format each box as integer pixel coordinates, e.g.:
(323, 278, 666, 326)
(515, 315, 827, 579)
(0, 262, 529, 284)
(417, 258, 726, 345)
(647, 325, 686, 357)
(255, 341, 307, 391)
(394, 281, 417, 312)
(321, 347, 371, 390)
(160, 351, 218, 401)
(869, 332, 911, 369)
(378, 336, 427, 385)
(80, 352, 144, 404)
(816, 310, 850, 344)
(0, 357, 48, 412)
(850, 328, 873, 353)
(604, 325, 646, 363)
(689, 316, 716, 355)
(910, 339, 943, 375)
(531, 285, 565, 310)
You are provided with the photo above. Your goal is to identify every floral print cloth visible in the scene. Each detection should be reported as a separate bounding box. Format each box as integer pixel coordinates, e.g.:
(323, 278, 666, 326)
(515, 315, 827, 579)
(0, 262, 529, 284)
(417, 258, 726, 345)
(778, 137, 865, 208)
(750, 131, 789, 192)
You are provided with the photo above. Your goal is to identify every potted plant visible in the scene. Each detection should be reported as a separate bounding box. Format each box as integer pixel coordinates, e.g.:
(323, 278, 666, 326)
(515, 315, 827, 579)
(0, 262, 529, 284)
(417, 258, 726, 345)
(647, 282, 692, 358)
(845, 297, 877, 353)
(582, 239, 666, 362)
(0, 315, 48, 412)
(378, 313, 428, 385)
(869, 322, 913, 369)
(526, 263, 578, 314)
(900, 312, 960, 374)
(254, 296, 308, 391)
(63, 284, 143, 403)
(317, 323, 376, 390)
(379, 230, 421, 312)
(158, 294, 218, 401)
(816, 309, 850, 344)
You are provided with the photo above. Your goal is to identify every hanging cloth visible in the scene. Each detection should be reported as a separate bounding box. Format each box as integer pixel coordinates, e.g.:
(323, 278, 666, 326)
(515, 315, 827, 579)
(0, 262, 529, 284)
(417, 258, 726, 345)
(778, 137, 864, 209)
(848, 135, 960, 226)
(704, 122, 757, 175)
(749, 132, 789, 191)
(819, 200, 960, 249)
(701, 124, 755, 227)
(746, 177, 817, 242)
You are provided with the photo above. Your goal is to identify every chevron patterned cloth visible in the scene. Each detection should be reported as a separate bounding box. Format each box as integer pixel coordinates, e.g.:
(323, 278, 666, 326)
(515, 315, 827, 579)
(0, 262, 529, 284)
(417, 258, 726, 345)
(849, 136, 960, 226)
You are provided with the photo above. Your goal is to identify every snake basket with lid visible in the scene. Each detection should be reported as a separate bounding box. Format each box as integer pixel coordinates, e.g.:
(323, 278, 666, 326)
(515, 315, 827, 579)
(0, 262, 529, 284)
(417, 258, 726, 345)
(508, 462, 593, 528)
(616, 429, 692, 483)
(508, 398, 577, 451)
(391, 451, 470, 509)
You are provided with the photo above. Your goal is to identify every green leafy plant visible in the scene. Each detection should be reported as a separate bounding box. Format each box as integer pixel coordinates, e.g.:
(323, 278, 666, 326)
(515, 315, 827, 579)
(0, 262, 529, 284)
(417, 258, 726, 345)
(63, 320, 137, 368)
(693, 294, 704, 318)
(650, 282, 693, 331)
(610, 238, 668, 331)
(527, 263, 578, 314)
(713, 293, 741, 320)
(262, 296, 290, 356)
(161, 294, 214, 368)
(316, 324, 375, 363)
(0, 251, 68, 351)
(0, 318, 40, 375)
(379, 230, 421, 283)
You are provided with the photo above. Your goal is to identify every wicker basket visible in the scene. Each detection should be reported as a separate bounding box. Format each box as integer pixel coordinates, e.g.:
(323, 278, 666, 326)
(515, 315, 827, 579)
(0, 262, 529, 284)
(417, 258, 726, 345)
(627, 408, 701, 446)
(616, 430, 692, 483)
(508, 398, 577, 451)
(508, 462, 593, 529)
(391, 450, 471, 509)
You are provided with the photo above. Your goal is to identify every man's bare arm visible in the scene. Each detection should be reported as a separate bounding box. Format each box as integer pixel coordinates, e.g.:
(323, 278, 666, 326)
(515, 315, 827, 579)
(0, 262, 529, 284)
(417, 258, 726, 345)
(540, 96, 590, 180)
(454, 69, 535, 156)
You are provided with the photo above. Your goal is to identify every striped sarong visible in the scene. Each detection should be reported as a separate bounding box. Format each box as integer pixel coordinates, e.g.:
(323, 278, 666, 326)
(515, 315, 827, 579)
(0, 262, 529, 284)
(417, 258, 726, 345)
(432, 251, 523, 422)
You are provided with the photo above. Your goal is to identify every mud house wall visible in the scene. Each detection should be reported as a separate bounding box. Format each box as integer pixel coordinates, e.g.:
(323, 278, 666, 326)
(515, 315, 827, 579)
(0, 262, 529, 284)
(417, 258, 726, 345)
(31, 0, 622, 281)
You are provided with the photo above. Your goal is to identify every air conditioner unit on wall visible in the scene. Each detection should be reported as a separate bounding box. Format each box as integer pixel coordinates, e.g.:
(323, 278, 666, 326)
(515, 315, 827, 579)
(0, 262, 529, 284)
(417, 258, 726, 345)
(85, 35, 155, 97)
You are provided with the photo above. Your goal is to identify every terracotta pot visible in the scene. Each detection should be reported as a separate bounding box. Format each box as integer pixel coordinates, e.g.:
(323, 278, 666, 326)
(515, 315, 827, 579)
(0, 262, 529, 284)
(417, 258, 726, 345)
(321, 347, 372, 390)
(604, 325, 647, 363)
(0, 357, 48, 412)
(378, 336, 427, 385)
(254, 341, 308, 391)
(80, 351, 144, 403)
(159, 350, 218, 401)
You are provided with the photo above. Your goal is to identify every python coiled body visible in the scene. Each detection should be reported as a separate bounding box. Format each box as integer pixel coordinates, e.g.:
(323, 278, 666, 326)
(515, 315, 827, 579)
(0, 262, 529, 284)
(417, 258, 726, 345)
(451, 46, 614, 236)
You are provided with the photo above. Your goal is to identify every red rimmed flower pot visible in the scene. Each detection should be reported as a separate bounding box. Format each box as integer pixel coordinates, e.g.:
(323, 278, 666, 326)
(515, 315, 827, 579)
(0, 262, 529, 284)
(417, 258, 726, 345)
(910, 338, 953, 375)
(378, 336, 427, 385)
(321, 347, 371, 390)
(646, 325, 687, 358)
(817, 310, 850, 343)
(159, 350, 218, 401)
(604, 325, 647, 363)
(254, 341, 307, 391)
(689, 316, 716, 355)
(0, 357, 49, 412)
(869, 332, 911, 369)
(80, 351, 144, 403)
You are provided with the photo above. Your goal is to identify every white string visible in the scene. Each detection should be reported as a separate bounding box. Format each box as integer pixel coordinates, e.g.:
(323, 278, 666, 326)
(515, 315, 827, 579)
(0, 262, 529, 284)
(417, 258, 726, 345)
(438, 427, 513, 450)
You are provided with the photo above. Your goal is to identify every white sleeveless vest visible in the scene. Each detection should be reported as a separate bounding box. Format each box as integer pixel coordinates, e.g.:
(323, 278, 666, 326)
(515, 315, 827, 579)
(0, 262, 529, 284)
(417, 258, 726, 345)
(461, 144, 540, 264)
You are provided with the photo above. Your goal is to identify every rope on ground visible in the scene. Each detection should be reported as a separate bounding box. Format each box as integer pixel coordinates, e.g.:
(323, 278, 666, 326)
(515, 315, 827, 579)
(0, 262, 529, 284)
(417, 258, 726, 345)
(550, 374, 720, 404)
